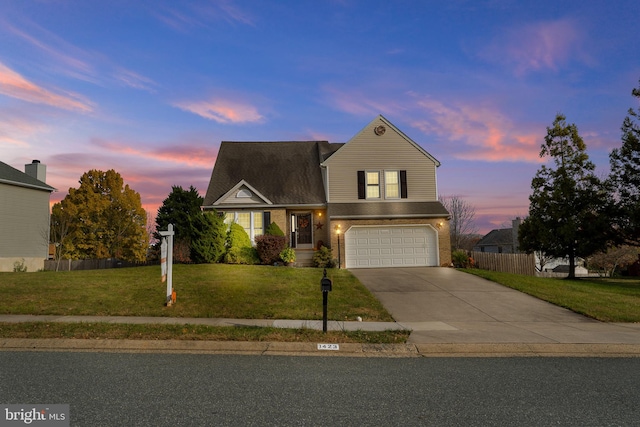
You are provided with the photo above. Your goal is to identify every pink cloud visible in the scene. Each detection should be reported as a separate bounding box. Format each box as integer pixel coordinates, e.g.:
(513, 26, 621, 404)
(0, 62, 93, 112)
(174, 98, 264, 124)
(91, 138, 217, 168)
(155, 1, 255, 31)
(113, 68, 157, 93)
(324, 86, 403, 117)
(480, 19, 590, 75)
(412, 97, 542, 163)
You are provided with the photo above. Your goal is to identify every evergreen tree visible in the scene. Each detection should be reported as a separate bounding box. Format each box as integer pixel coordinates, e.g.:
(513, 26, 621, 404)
(190, 211, 227, 263)
(519, 114, 610, 278)
(155, 186, 203, 260)
(608, 80, 640, 246)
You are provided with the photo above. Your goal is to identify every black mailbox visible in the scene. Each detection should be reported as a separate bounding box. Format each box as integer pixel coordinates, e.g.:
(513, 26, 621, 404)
(321, 268, 332, 292)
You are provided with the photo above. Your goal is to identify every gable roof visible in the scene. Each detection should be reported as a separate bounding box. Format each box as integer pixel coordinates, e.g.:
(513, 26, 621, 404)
(0, 161, 55, 192)
(203, 140, 342, 206)
(475, 228, 513, 247)
(321, 115, 441, 167)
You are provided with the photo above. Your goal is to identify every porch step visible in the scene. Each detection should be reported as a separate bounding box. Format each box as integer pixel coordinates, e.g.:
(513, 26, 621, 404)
(294, 249, 315, 267)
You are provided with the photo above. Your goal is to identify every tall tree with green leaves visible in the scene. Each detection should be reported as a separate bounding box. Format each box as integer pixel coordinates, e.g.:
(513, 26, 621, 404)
(608, 80, 640, 246)
(519, 114, 610, 278)
(52, 169, 148, 262)
(155, 186, 203, 247)
(155, 186, 226, 263)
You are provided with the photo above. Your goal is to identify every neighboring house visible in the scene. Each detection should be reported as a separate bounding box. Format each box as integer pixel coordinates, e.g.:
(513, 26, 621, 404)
(203, 115, 451, 268)
(473, 218, 522, 254)
(0, 160, 55, 272)
(474, 218, 589, 275)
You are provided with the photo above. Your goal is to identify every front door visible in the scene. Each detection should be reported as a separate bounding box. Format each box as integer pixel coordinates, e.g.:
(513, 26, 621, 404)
(291, 213, 313, 249)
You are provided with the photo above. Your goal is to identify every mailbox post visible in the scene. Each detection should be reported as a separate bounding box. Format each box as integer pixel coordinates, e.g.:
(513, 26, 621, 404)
(321, 268, 332, 333)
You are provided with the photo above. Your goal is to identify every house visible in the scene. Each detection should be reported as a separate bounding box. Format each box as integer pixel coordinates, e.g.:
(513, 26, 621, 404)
(203, 115, 451, 268)
(0, 160, 55, 272)
(473, 218, 521, 254)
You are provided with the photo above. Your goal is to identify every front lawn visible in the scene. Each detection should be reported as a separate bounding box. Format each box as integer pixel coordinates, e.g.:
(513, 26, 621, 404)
(0, 264, 393, 321)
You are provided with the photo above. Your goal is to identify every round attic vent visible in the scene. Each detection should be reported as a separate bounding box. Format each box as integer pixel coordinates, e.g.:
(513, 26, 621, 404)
(374, 125, 386, 136)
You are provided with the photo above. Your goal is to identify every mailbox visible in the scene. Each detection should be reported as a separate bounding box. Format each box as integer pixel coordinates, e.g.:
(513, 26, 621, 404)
(321, 268, 332, 292)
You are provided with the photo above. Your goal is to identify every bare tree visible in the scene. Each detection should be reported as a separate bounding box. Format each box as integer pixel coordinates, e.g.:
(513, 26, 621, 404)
(587, 246, 640, 277)
(439, 195, 478, 251)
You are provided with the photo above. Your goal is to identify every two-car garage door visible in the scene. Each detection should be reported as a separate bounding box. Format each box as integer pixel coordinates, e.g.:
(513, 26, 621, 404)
(344, 225, 438, 268)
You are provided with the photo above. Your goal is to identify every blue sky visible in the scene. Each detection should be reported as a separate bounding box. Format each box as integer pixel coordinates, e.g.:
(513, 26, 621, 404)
(1, 0, 639, 234)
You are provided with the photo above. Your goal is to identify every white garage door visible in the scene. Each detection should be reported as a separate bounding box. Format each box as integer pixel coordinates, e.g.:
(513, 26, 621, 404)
(345, 226, 438, 269)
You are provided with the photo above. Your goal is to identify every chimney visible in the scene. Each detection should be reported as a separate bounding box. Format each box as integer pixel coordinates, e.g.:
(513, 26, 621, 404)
(512, 217, 521, 253)
(25, 160, 47, 183)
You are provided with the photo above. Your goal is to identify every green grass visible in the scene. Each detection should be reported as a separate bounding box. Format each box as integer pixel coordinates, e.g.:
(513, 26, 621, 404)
(462, 269, 640, 322)
(0, 264, 393, 321)
(0, 322, 409, 344)
(0, 264, 400, 342)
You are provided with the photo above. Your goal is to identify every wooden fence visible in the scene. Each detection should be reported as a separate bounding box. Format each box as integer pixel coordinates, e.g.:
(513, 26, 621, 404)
(471, 251, 536, 276)
(44, 258, 157, 271)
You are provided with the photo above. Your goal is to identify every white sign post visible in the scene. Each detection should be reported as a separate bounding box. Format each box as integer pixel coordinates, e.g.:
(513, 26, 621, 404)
(159, 224, 174, 306)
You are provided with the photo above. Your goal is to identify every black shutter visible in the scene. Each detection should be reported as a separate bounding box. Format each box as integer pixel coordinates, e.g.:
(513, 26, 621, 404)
(263, 211, 271, 227)
(400, 170, 408, 198)
(357, 171, 365, 199)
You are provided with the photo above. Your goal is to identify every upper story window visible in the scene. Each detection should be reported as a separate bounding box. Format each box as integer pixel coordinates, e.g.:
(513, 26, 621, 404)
(358, 170, 408, 200)
(366, 172, 380, 199)
(385, 171, 399, 199)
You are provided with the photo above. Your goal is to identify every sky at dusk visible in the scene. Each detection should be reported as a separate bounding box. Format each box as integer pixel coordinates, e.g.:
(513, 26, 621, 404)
(1, 0, 639, 234)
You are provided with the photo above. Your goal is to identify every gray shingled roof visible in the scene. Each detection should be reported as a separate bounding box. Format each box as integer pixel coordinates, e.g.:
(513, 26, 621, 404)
(328, 201, 449, 218)
(475, 228, 513, 246)
(203, 141, 342, 206)
(0, 161, 55, 192)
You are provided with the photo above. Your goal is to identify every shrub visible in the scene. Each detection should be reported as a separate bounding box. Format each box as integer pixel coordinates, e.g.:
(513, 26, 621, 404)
(226, 223, 252, 249)
(280, 247, 296, 264)
(224, 246, 260, 265)
(452, 249, 470, 268)
(265, 222, 285, 237)
(190, 211, 226, 263)
(13, 259, 27, 272)
(255, 234, 286, 265)
(313, 246, 335, 268)
(224, 223, 258, 264)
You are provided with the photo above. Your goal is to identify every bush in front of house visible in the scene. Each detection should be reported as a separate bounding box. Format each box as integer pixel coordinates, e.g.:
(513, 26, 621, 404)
(255, 234, 286, 265)
(279, 247, 296, 264)
(313, 246, 335, 268)
(452, 249, 470, 268)
(224, 223, 259, 264)
(265, 222, 285, 237)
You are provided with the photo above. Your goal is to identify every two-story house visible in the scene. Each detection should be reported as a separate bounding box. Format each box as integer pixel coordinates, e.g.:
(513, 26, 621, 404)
(203, 115, 451, 268)
(0, 160, 55, 272)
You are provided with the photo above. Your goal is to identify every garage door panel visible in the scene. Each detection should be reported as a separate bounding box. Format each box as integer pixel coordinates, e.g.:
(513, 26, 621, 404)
(345, 226, 438, 268)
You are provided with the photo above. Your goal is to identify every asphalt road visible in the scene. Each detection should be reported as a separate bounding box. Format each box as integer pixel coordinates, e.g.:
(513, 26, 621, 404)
(1, 352, 638, 426)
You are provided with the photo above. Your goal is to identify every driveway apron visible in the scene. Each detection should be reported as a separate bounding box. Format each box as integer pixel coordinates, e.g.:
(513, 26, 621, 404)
(350, 267, 640, 344)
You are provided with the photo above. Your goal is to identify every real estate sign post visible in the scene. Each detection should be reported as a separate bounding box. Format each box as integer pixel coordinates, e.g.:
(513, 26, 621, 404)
(159, 224, 175, 306)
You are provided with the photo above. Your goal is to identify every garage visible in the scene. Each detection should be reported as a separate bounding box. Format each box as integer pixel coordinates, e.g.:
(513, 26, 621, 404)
(344, 225, 438, 268)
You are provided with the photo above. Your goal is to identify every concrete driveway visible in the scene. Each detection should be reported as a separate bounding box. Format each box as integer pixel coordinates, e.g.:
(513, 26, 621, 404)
(350, 267, 640, 344)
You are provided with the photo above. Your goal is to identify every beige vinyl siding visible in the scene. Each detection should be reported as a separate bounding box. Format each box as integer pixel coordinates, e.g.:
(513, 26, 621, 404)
(0, 183, 50, 258)
(326, 121, 438, 202)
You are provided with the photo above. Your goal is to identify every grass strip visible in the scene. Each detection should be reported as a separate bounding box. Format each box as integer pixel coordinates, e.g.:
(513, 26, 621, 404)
(0, 322, 410, 344)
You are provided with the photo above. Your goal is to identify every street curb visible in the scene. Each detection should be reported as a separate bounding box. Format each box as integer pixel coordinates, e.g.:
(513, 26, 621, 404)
(2, 339, 640, 357)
